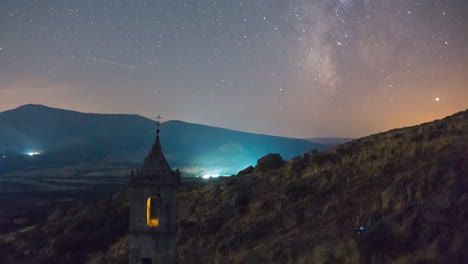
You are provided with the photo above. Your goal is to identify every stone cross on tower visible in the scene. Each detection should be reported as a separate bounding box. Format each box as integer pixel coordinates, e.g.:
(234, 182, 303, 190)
(128, 114, 179, 264)
(155, 115, 162, 134)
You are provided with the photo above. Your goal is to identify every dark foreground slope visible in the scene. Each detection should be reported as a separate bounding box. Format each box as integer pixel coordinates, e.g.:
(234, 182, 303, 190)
(1, 109, 467, 264)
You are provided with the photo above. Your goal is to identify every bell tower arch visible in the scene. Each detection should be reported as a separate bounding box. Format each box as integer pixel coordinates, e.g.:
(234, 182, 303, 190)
(128, 116, 179, 264)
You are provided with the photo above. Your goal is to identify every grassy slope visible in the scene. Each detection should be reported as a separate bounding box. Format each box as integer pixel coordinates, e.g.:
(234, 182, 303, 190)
(1, 110, 467, 264)
(176, 109, 468, 264)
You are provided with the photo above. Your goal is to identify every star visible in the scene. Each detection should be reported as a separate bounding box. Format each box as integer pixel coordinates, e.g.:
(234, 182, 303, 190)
(0, 0, 466, 139)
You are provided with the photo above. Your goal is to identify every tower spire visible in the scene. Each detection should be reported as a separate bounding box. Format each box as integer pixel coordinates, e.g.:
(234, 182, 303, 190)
(133, 114, 172, 180)
(128, 113, 179, 264)
(155, 114, 162, 136)
(154, 114, 162, 147)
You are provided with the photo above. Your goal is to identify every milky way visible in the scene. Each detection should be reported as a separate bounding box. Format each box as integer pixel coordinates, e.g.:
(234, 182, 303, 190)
(0, 0, 466, 137)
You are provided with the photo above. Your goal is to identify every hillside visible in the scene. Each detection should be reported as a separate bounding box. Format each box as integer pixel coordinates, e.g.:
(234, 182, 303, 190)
(0, 104, 323, 177)
(0, 109, 467, 264)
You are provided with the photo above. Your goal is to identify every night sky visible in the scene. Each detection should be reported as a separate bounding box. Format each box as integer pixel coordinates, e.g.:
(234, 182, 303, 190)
(0, 0, 467, 138)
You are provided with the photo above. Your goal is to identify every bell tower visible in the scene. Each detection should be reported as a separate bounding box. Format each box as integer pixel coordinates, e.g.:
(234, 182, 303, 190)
(129, 115, 179, 264)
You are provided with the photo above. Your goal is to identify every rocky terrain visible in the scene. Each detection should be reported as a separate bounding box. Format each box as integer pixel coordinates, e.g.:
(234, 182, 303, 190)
(0, 109, 467, 264)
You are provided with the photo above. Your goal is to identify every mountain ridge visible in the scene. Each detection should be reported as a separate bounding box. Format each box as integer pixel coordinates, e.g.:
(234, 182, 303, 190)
(1, 104, 313, 140)
(0, 104, 324, 176)
(306, 137, 354, 146)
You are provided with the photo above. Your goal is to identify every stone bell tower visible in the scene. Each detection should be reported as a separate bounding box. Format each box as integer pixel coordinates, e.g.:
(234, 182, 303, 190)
(129, 115, 179, 264)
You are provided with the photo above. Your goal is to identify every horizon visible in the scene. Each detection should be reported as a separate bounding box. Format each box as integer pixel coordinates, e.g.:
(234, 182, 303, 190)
(2, 103, 464, 140)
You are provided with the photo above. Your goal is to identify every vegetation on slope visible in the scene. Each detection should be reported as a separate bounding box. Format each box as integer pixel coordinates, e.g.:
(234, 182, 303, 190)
(1, 109, 467, 264)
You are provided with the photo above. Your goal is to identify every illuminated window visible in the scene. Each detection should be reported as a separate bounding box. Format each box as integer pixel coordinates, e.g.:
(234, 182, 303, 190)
(146, 196, 160, 227)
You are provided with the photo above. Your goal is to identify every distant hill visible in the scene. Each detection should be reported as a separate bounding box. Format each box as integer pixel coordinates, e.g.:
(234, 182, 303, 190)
(0, 104, 323, 176)
(306, 137, 354, 147)
(1, 109, 465, 263)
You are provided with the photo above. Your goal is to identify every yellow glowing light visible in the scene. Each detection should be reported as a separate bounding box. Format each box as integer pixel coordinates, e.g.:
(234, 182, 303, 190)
(435, 97, 440, 102)
(146, 198, 159, 227)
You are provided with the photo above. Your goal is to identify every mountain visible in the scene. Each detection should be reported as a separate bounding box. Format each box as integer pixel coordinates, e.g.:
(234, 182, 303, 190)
(1, 109, 466, 263)
(307, 137, 354, 147)
(0, 104, 323, 176)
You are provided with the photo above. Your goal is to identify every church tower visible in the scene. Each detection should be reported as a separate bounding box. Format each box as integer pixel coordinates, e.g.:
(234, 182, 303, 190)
(129, 116, 179, 264)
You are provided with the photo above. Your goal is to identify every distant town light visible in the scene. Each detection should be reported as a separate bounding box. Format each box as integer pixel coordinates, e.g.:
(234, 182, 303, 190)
(202, 173, 220, 179)
(26, 152, 42, 156)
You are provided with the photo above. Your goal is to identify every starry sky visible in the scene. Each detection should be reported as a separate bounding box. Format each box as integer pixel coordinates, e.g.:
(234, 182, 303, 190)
(0, 0, 467, 138)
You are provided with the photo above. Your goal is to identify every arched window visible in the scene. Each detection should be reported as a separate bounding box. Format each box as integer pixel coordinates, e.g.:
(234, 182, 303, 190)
(146, 195, 160, 227)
